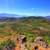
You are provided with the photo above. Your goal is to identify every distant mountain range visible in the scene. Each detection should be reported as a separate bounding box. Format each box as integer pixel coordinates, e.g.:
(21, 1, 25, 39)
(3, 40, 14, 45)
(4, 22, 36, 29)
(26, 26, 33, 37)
(0, 13, 19, 17)
(0, 13, 50, 22)
(45, 16, 50, 19)
(0, 13, 18, 22)
(0, 13, 50, 18)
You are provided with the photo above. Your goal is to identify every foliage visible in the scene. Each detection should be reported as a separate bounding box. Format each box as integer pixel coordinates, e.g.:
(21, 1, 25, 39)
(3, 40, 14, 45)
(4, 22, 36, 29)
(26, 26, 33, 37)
(0, 17, 50, 49)
(0, 39, 15, 50)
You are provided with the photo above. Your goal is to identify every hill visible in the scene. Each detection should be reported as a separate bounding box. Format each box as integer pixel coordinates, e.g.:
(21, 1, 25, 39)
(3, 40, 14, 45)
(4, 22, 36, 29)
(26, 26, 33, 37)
(0, 15, 50, 50)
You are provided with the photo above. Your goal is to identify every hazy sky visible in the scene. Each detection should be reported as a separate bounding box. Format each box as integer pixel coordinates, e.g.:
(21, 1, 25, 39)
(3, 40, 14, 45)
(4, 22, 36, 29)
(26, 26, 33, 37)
(0, 0, 50, 16)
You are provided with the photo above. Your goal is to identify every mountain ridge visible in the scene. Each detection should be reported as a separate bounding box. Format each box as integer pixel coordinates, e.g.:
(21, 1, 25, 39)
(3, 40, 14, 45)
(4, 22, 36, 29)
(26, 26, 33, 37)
(0, 13, 50, 22)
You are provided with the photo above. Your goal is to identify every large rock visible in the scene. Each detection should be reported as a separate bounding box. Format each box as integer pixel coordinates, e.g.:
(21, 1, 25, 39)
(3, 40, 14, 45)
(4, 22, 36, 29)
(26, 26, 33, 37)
(33, 37, 48, 48)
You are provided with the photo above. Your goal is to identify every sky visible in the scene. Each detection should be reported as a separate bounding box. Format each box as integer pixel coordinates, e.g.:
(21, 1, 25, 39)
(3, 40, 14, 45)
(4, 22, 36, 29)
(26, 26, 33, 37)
(0, 0, 50, 16)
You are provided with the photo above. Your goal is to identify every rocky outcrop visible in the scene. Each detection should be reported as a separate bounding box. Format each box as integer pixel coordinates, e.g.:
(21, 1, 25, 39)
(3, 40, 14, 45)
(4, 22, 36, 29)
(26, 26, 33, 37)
(15, 35, 27, 50)
(32, 37, 50, 50)
(34, 37, 48, 48)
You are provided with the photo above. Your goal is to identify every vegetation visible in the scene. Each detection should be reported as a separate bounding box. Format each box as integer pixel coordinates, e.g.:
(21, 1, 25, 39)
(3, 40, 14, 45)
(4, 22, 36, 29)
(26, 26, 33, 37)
(0, 16, 50, 50)
(0, 39, 15, 50)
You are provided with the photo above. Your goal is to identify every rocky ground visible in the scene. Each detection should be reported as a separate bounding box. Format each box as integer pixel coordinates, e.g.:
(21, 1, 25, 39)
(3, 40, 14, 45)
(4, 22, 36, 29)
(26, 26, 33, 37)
(14, 35, 50, 50)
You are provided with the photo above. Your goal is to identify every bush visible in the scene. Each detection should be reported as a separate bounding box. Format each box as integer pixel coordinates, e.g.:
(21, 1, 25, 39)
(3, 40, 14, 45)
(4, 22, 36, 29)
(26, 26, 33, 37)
(0, 39, 15, 50)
